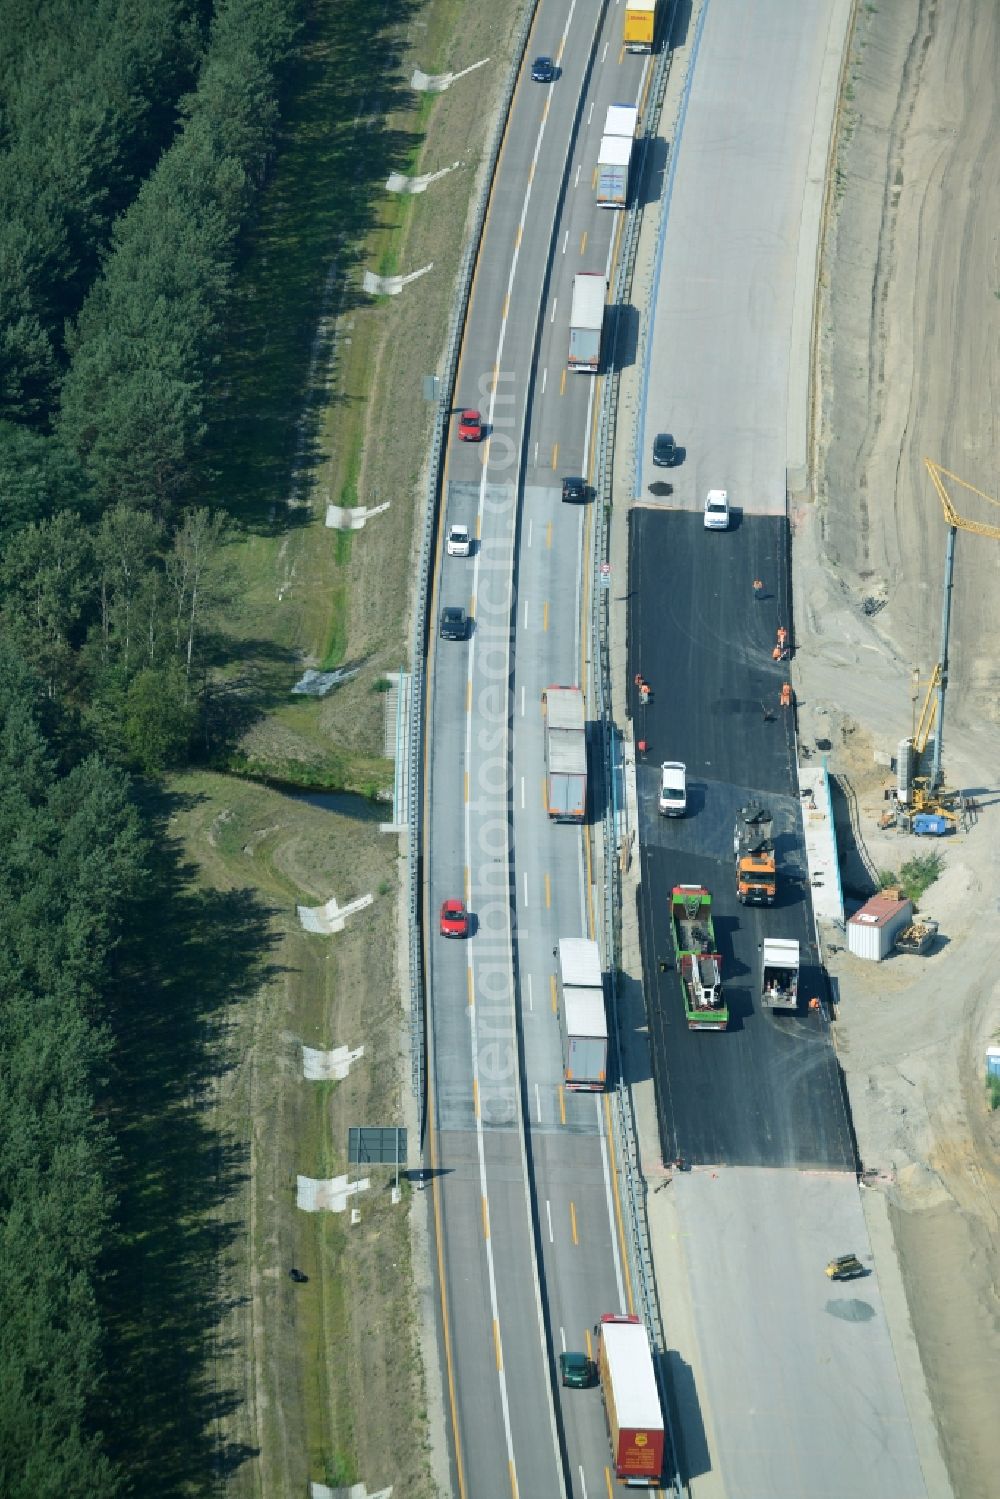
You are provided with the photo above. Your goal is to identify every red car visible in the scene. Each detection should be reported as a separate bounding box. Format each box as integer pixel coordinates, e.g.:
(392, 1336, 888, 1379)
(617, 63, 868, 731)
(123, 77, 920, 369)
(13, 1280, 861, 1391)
(458, 408, 483, 442)
(439, 899, 470, 938)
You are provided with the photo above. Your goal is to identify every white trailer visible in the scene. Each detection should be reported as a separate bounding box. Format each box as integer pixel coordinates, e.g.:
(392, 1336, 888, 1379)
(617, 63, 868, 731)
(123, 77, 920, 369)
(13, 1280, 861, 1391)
(558, 938, 607, 1091)
(596, 106, 638, 208)
(761, 938, 800, 1010)
(568, 273, 606, 372)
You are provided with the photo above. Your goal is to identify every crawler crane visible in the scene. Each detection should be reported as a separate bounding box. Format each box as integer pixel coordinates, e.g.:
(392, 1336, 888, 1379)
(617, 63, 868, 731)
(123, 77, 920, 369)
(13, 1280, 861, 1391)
(893, 462, 1000, 828)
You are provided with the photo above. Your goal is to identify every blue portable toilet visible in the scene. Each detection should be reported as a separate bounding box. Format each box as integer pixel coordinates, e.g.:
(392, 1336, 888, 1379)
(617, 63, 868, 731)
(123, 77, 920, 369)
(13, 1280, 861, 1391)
(988, 1047, 1000, 1081)
(913, 813, 948, 836)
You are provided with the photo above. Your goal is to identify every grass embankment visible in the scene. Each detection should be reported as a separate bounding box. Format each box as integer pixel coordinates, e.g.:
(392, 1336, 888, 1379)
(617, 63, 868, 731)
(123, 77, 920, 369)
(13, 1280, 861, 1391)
(148, 0, 527, 1493)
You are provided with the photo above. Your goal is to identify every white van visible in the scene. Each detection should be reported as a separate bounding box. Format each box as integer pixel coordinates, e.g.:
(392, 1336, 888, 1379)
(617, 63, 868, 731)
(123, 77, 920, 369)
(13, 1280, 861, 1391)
(658, 761, 687, 816)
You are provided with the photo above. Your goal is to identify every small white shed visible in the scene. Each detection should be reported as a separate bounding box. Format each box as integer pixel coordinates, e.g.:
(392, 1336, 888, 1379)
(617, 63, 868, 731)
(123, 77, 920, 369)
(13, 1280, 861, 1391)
(847, 892, 913, 962)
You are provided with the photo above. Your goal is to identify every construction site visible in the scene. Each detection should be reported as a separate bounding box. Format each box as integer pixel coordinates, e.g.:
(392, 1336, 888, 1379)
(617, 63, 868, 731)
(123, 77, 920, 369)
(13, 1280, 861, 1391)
(793, 3, 1000, 1494)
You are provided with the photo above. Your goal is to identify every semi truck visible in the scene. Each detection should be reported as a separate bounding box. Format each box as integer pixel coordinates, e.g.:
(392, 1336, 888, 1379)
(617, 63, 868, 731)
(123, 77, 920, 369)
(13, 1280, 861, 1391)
(761, 938, 800, 1010)
(543, 686, 587, 821)
(598, 1315, 665, 1485)
(557, 937, 607, 1090)
(568, 272, 606, 372)
(623, 0, 656, 52)
(596, 104, 638, 208)
(734, 800, 777, 905)
(669, 885, 728, 1030)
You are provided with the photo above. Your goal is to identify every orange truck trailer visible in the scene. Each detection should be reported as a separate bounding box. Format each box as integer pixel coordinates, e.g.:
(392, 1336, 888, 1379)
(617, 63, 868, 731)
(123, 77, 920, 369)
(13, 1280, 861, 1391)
(623, 0, 656, 53)
(599, 1315, 665, 1485)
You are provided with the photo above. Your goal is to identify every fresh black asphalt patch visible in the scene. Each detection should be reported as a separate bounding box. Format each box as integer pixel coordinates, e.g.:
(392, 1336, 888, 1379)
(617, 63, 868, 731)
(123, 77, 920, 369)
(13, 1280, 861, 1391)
(628, 507, 856, 1171)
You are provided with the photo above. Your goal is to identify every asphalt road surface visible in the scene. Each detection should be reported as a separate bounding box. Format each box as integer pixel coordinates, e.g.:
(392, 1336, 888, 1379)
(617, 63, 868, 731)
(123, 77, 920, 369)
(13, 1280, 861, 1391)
(629, 508, 856, 1171)
(424, 4, 658, 1495)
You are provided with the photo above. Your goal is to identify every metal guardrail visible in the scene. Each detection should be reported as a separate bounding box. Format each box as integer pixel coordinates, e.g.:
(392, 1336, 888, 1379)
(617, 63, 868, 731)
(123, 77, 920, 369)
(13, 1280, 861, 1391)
(589, 31, 686, 1498)
(407, 2, 542, 1127)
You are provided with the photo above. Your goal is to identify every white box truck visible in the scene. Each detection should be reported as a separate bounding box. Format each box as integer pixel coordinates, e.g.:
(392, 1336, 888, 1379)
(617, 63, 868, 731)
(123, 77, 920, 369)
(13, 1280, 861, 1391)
(568, 273, 606, 372)
(558, 938, 607, 1090)
(761, 938, 800, 1010)
(596, 104, 639, 207)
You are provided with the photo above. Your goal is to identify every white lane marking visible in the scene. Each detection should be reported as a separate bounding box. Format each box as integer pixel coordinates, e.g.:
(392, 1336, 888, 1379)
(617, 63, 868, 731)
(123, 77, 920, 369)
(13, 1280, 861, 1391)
(521, 776, 525, 809)
(578, 1469, 589, 1499)
(546, 1200, 554, 1243)
(559, 1325, 567, 1353)
(521, 684, 525, 717)
(541, 367, 547, 394)
(596, 1094, 627, 1310)
(527, 973, 533, 1011)
(534, 440, 539, 464)
(602, 42, 608, 62)
(535, 1082, 542, 1121)
(458, 2, 581, 1486)
(466, 961, 518, 1462)
(587, 101, 594, 126)
(524, 598, 529, 629)
(550, 298, 557, 323)
(528, 519, 533, 547)
(574, 162, 581, 188)
(562, 229, 568, 255)
(523, 871, 529, 907)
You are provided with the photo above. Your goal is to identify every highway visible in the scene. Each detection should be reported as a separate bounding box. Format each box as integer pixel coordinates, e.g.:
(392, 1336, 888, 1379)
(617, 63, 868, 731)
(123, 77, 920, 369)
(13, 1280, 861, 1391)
(424, 4, 655, 1495)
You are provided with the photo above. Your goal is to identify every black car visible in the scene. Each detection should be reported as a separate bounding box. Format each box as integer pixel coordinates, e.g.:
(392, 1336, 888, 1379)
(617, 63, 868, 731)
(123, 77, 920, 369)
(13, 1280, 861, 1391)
(652, 432, 677, 467)
(439, 606, 468, 641)
(561, 476, 586, 503)
(531, 55, 555, 82)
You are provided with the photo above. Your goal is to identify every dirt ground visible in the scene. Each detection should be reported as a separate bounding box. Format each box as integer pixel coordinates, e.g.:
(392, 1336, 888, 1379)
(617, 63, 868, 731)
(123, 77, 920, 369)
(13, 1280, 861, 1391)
(796, 2, 1000, 1495)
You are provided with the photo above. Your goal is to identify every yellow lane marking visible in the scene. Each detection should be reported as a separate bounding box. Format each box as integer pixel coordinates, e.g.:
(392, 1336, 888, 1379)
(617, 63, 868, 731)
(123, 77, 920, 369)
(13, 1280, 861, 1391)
(476, 513, 482, 539)
(464, 771, 469, 804)
(585, 1327, 594, 1360)
(482, 1195, 490, 1239)
(544, 872, 551, 909)
(543, 601, 550, 632)
(580, 230, 588, 255)
(604, 1467, 614, 1498)
(550, 974, 558, 1013)
(473, 1077, 479, 1118)
(464, 865, 471, 905)
(591, 167, 598, 189)
(560, 368, 567, 396)
(585, 823, 596, 940)
(467, 966, 474, 1009)
(470, 593, 476, 616)
(493, 1318, 503, 1369)
(542, 777, 548, 813)
(529, 161, 535, 183)
(559, 1085, 566, 1125)
(466, 679, 472, 713)
(545, 521, 552, 549)
(570, 1201, 578, 1245)
(605, 1091, 635, 1314)
(551, 442, 559, 469)
(543, 97, 550, 122)
(510, 1460, 519, 1499)
(503, 293, 509, 320)
(515, 224, 522, 249)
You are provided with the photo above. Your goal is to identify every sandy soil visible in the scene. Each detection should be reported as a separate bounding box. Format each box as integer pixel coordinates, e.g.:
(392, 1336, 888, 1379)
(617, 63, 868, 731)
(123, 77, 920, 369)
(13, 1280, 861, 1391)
(796, 2, 1000, 1495)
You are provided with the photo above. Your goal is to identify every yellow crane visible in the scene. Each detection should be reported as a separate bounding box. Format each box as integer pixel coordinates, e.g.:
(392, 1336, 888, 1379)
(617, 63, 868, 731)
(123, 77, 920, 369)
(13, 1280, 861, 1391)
(912, 460, 1000, 807)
